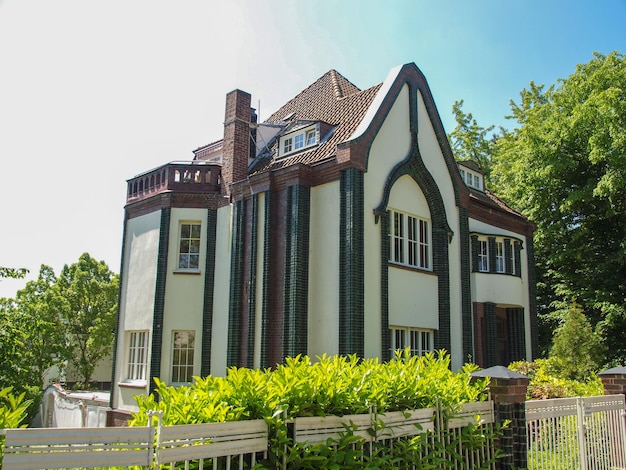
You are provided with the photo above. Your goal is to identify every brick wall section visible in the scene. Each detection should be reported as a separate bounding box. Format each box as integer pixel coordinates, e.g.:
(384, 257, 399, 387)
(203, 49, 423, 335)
(459, 207, 473, 360)
(472, 367, 530, 470)
(599, 367, 626, 395)
(222, 89, 251, 198)
(106, 408, 132, 427)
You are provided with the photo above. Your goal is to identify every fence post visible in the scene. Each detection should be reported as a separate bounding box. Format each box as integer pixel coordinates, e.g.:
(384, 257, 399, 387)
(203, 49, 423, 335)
(471, 365, 529, 470)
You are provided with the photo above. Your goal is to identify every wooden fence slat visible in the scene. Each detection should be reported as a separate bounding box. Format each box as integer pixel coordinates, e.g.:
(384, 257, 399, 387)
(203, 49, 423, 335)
(3, 426, 154, 470)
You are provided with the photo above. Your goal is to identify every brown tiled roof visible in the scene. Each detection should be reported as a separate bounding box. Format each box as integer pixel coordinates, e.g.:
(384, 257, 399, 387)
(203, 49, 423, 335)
(250, 70, 382, 174)
(470, 187, 526, 219)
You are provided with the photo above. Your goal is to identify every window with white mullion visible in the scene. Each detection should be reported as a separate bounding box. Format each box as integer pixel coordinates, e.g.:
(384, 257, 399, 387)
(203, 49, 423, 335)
(478, 239, 489, 272)
(495, 241, 505, 273)
(391, 211, 405, 264)
(127, 331, 148, 382)
(389, 210, 431, 270)
(390, 327, 434, 356)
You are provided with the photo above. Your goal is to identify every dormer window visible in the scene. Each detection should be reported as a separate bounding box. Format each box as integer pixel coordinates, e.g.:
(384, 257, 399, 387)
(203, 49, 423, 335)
(459, 165, 484, 191)
(279, 124, 318, 157)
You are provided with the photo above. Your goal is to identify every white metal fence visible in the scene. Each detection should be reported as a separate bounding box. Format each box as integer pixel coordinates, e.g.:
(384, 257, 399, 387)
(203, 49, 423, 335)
(526, 394, 626, 470)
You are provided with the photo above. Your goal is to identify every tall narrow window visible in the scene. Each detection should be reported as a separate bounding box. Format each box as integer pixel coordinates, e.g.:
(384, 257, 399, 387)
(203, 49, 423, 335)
(294, 133, 304, 150)
(478, 239, 489, 272)
(171, 331, 195, 383)
(127, 331, 149, 383)
(495, 241, 505, 273)
(389, 210, 431, 270)
(178, 223, 201, 270)
(391, 211, 404, 264)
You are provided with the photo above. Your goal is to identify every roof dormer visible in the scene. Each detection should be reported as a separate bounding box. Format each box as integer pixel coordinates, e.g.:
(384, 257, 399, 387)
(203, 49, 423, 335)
(277, 120, 334, 159)
(458, 160, 485, 191)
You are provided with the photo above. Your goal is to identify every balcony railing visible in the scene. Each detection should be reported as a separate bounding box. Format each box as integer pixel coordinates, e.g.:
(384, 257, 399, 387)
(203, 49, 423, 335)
(126, 161, 221, 204)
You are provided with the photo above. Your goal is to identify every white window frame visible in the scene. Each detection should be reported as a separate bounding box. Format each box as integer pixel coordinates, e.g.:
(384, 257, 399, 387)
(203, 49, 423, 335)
(171, 330, 195, 384)
(460, 166, 483, 190)
(390, 327, 434, 356)
(495, 240, 505, 273)
(126, 331, 149, 384)
(283, 137, 293, 154)
(279, 125, 318, 157)
(389, 209, 431, 270)
(478, 239, 489, 272)
(178, 222, 201, 270)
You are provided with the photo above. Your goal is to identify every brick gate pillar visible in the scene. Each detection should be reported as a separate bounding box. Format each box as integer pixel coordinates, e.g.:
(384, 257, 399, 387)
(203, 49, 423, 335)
(471, 365, 530, 470)
(599, 367, 626, 395)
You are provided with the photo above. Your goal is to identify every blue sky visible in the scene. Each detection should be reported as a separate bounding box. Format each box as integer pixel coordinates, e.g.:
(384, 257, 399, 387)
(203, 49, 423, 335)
(0, 0, 625, 297)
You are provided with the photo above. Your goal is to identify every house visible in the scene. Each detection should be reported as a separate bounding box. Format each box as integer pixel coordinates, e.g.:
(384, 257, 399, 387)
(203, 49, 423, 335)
(109, 63, 536, 421)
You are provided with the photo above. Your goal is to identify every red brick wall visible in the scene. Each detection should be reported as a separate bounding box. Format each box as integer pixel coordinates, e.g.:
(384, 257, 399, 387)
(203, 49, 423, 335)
(222, 90, 251, 197)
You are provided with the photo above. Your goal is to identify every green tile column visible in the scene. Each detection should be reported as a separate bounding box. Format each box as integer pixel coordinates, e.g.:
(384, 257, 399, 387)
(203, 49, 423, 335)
(201, 208, 218, 377)
(340, 168, 365, 357)
(149, 207, 170, 395)
(227, 200, 245, 367)
(283, 184, 310, 358)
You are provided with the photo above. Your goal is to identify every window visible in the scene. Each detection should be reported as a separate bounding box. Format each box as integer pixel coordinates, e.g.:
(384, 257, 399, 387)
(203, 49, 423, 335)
(294, 133, 304, 150)
(389, 210, 430, 270)
(279, 126, 318, 157)
(171, 331, 195, 383)
(178, 223, 201, 270)
(459, 166, 483, 190)
(305, 129, 316, 146)
(390, 327, 433, 356)
(126, 331, 149, 383)
(283, 137, 293, 153)
(495, 241, 505, 273)
(478, 239, 489, 272)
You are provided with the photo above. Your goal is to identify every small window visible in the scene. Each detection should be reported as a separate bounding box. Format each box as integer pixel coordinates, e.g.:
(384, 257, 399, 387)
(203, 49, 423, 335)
(178, 223, 201, 270)
(126, 331, 149, 383)
(305, 129, 316, 146)
(171, 331, 195, 383)
(283, 137, 293, 154)
(390, 327, 434, 356)
(294, 133, 304, 150)
(495, 241, 505, 273)
(478, 239, 489, 272)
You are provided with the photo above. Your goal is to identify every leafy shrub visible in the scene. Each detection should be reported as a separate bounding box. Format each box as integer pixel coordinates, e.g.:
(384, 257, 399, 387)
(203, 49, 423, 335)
(0, 387, 32, 466)
(130, 351, 491, 468)
(508, 359, 603, 399)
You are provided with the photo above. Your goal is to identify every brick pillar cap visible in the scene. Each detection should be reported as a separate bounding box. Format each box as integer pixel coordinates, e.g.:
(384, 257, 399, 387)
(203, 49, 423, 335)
(471, 365, 529, 380)
(599, 366, 626, 376)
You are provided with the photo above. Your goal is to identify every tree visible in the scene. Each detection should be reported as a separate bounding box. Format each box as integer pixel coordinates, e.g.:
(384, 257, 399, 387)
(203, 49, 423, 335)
(448, 100, 497, 178)
(491, 51, 626, 364)
(54, 253, 119, 388)
(0, 267, 28, 280)
(549, 303, 604, 381)
(13, 266, 69, 386)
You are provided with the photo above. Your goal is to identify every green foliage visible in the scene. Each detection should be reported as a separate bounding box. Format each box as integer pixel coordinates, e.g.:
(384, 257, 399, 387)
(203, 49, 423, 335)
(448, 99, 497, 178)
(54, 253, 119, 388)
(549, 303, 604, 381)
(131, 351, 491, 468)
(0, 267, 28, 280)
(490, 51, 626, 364)
(0, 387, 32, 466)
(509, 359, 603, 400)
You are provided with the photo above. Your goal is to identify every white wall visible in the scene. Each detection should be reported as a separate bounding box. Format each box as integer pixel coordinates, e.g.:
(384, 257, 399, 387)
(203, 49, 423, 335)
(308, 181, 340, 358)
(160, 208, 209, 384)
(416, 90, 463, 369)
(210, 204, 232, 377)
(363, 83, 411, 358)
(113, 210, 161, 411)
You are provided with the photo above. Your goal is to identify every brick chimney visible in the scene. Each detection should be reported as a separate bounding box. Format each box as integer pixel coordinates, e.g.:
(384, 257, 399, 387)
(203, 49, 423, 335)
(222, 89, 251, 197)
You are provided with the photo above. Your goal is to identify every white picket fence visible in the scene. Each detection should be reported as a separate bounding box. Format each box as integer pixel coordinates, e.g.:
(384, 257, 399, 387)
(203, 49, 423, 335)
(1, 401, 496, 469)
(526, 394, 626, 470)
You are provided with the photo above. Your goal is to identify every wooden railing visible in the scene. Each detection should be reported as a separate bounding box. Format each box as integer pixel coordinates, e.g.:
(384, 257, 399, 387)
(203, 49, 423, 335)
(1, 401, 496, 469)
